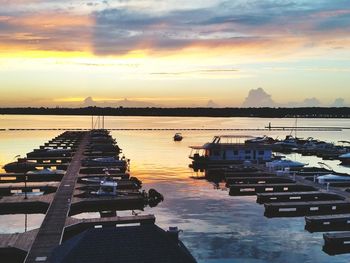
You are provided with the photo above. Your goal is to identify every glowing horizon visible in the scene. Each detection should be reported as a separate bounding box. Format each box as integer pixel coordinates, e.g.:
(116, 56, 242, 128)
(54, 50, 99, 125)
(0, 0, 349, 107)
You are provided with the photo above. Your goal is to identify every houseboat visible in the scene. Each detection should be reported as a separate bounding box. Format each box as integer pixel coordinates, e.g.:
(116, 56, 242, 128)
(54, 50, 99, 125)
(189, 135, 273, 167)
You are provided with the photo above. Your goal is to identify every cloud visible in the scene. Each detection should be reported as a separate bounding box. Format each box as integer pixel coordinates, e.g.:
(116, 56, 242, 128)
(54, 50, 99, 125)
(82, 97, 158, 107)
(241, 89, 348, 108)
(206, 100, 219, 108)
(1, 1, 350, 56)
(150, 69, 239, 76)
(90, 1, 350, 56)
(299, 97, 321, 107)
(242, 87, 277, 107)
(330, 98, 347, 107)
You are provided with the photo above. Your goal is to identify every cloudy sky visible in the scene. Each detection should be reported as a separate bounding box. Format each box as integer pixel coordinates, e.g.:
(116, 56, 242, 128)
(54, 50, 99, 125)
(0, 0, 349, 107)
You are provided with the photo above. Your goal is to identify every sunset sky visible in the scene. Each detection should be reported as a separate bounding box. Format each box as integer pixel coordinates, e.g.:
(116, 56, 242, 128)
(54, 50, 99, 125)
(0, 0, 349, 107)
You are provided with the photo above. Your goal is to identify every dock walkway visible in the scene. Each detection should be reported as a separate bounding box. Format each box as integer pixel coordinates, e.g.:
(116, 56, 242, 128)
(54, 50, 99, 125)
(25, 132, 89, 263)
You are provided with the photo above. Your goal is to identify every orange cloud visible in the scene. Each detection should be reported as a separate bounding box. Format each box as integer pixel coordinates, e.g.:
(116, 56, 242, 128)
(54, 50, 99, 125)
(0, 12, 92, 53)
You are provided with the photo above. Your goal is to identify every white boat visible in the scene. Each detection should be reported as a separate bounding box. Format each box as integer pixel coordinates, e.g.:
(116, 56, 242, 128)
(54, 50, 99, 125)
(91, 179, 118, 196)
(13, 192, 44, 197)
(82, 157, 127, 168)
(245, 135, 276, 145)
(100, 178, 118, 187)
(274, 136, 298, 150)
(189, 135, 273, 166)
(266, 159, 307, 170)
(317, 173, 350, 184)
(26, 168, 65, 175)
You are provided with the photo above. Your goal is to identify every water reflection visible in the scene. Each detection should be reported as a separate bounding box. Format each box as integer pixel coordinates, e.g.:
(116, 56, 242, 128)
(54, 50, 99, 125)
(0, 214, 45, 234)
(0, 116, 350, 262)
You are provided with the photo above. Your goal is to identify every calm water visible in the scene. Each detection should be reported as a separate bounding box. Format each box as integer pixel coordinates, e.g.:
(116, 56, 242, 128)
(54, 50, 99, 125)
(1, 115, 350, 262)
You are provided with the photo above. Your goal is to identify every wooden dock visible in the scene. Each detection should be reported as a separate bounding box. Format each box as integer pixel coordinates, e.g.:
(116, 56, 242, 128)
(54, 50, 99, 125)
(323, 232, 350, 255)
(305, 214, 350, 232)
(226, 176, 294, 186)
(63, 214, 156, 241)
(229, 183, 316, 196)
(256, 191, 344, 204)
(0, 215, 156, 258)
(0, 130, 171, 262)
(25, 132, 89, 262)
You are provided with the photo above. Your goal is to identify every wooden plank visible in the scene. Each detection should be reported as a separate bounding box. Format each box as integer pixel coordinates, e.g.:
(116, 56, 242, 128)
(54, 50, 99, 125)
(25, 132, 89, 263)
(0, 229, 39, 252)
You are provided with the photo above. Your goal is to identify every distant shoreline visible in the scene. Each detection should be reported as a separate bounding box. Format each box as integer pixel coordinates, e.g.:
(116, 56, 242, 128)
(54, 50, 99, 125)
(0, 107, 349, 118)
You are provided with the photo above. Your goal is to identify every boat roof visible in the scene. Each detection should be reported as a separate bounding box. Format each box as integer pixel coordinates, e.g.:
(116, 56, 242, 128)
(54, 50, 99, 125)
(213, 135, 255, 138)
(189, 143, 272, 150)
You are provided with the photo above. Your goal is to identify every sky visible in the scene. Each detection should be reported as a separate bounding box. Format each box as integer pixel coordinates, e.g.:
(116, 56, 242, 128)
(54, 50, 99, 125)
(0, 0, 349, 107)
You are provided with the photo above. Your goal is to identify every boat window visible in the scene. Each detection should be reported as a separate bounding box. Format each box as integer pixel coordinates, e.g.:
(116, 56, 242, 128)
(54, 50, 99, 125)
(233, 150, 238, 155)
(259, 150, 265, 155)
(245, 150, 251, 154)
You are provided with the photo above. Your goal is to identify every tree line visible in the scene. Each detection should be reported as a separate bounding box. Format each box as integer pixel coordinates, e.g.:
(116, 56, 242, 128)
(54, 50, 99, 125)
(0, 107, 349, 118)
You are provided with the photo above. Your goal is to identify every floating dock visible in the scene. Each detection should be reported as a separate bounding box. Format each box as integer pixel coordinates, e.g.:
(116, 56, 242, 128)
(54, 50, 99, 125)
(0, 130, 194, 263)
(204, 162, 350, 255)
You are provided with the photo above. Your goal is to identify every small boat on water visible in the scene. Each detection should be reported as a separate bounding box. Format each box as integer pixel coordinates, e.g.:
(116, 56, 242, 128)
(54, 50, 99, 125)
(173, 133, 183, 141)
(339, 153, 350, 165)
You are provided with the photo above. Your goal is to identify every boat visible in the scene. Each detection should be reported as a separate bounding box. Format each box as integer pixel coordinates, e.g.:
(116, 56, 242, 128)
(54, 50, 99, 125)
(3, 159, 38, 173)
(88, 144, 121, 153)
(189, 135, 273, 167)
(13, 192, 44, 197)
(266, 159, 307, 170)
(317, 173, 350, 184)
(173, 133, 183, 141)
(27, 148, 72, 158)
(26, 168, 65, 175)
(82, 157, 127, 168)
(273, 135, 299, 151)
(339, 153, 350, 165)
(245, 135, 276, 145)
(91, 180, 118, 196)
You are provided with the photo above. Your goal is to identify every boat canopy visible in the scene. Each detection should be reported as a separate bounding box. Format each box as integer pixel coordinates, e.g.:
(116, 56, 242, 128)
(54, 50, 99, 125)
(189, 143, 211, 150)
(340, 153, 350, 158)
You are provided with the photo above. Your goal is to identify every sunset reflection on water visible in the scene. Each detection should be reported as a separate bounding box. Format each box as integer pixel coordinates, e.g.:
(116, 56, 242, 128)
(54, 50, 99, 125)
(0, 116, 350, 262)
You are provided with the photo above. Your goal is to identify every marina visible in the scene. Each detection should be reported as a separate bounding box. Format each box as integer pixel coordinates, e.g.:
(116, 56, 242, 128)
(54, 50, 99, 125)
(1, 116, 350, 262)
(0, 128, 195, 262)
(2, 0, 350, 261)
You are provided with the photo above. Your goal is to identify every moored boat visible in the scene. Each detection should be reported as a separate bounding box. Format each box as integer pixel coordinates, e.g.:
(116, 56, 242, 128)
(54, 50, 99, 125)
(266, 159, 307, 170)
(339, 152, 350, 165)
(189, 135, 273, 167)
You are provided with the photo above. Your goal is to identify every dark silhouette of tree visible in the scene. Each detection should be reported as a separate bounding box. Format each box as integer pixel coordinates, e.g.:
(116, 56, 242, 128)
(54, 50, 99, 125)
(0, 107, 349, 118)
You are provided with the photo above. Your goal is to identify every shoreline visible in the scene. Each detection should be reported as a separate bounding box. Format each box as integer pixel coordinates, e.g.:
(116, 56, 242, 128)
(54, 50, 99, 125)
(0, 107, 350, 118)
